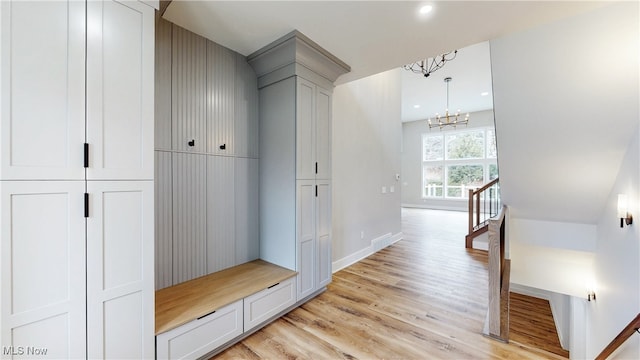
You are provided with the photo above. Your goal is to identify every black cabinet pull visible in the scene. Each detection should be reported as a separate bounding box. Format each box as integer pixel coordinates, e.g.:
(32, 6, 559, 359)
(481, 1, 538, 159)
(83, 143, 89, 168)
(267, 282, 280, 289)
(315, 162, 318, 174)
(84, 193, 89, 218)
(219, 144, 226, 150)
(197, 310, 216, 320)
(188, 139, 195, 147)
(315, 185, 318, 197)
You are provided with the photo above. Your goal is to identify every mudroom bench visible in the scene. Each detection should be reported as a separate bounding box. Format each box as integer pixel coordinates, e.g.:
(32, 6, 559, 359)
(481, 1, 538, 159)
(155, 260, 297, 359)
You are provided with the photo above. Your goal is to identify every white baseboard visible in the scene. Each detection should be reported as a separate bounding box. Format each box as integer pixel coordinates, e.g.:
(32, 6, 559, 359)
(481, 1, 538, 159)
(401, 203, 467, 212)
(332, 232, 403, 273)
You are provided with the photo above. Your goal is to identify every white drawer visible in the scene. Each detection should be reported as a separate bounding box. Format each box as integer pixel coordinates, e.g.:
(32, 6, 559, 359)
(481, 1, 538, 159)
(156, 301, 242, 360)
(243, 277, 296, 331)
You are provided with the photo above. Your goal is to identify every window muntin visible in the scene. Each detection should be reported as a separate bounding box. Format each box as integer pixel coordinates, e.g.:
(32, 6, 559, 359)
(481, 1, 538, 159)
(422, 127, 498, 199)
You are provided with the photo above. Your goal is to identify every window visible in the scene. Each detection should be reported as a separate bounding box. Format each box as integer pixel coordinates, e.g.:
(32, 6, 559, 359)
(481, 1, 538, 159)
(422, 128, 498, 199)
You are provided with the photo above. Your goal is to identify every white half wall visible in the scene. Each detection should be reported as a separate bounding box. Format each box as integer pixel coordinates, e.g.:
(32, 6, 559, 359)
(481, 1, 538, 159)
(332, 68, 402, 265)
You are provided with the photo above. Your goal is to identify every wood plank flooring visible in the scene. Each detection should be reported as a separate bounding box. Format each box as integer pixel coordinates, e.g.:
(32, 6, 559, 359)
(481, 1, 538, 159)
(214, 208, 567, 359)
(510, 292, 569, 358)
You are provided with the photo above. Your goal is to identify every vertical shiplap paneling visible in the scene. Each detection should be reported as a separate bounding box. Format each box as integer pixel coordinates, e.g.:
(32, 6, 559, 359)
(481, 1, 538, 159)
(207, 42, 235, 155)
(235, 157, 260, 264)
(206, 155, 236, 273)
(154, 151, 172, 289)
(171, 25, 207, 153)
(235, 53, 259, 158)
(172, 152, 207, 283)
(154, 15, 172, 150)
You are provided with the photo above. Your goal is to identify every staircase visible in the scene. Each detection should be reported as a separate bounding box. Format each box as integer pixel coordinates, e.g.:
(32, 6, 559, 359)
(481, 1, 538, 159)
(509, 292, 569, 358)
(466, 178, 500, 248)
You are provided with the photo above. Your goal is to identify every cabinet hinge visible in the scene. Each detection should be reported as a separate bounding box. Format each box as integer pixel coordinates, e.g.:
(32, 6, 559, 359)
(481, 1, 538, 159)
(84, 193, 89, 218)
(83, 143, 89, 168)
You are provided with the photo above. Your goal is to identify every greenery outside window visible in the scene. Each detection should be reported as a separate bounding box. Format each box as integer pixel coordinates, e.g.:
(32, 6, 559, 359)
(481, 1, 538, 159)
(422, 128, 498, 199)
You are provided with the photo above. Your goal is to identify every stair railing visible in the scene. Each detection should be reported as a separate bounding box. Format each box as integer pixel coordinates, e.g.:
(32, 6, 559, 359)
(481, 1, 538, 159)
(596, 313, 640, 359)
(484, 205, 510, 342)
(466, 177, 500, 248)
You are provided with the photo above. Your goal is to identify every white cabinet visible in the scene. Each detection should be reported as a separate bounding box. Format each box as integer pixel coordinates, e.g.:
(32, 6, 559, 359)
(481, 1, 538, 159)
(86, 0, 154, 181)
(0, 1, 155, 358)
(0, 1, 85, 180)
(86, 181, 154, 359)
(243, 278, 296, 331)
(156, 301, 243, 360)
(0, 181, 86, 359)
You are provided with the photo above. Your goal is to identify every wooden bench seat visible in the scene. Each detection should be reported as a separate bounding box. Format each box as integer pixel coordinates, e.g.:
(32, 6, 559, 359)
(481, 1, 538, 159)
(155, 259, 297, 335)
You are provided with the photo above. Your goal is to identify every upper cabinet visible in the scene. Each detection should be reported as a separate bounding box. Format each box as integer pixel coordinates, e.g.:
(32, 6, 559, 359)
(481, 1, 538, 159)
(207, 42, 236, 155)
(171, 25, 207, 153)
(296, 78, 332, 180)
(86, 0, 154, 181)
(0, 0, 154, 181)
(0, 1, 86, 180)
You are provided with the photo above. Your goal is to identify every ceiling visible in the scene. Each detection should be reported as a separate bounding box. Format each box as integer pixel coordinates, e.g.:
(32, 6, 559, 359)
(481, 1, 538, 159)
(164, 1, 608, 122)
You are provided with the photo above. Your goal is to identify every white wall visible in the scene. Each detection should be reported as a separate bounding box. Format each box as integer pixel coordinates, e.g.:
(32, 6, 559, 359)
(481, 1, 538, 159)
(490, 2, 639, 224)
(332, 69, 402, 269)
(401, 109, 495, 211)
(587, 128, 640, 358)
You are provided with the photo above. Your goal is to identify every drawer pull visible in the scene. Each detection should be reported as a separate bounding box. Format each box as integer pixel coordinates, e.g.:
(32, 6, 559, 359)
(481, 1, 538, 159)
(267, 282, 280, 289)
(197, 310, 216, 320)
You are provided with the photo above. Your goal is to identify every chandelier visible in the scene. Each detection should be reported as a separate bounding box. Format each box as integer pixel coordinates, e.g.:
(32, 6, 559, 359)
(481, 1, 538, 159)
(428, 77, 469, 130)
(402, 50, 457, 78)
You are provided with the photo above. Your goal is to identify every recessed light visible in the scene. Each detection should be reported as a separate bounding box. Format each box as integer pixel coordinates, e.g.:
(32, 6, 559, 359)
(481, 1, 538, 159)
(413, 104, 421, 109)
(481, 92, 489, 96)
(419, 5, 433, 14)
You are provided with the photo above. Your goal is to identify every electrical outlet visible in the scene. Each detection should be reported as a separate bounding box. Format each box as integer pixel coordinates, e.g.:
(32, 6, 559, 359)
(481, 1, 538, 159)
(382, 186, 387, 194)
(390, 186, 395, 193)
(360, 231, 364, 240)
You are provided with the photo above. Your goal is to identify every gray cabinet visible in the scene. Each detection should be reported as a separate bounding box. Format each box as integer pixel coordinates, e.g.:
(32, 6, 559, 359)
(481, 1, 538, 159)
(249, 31, 349, 301)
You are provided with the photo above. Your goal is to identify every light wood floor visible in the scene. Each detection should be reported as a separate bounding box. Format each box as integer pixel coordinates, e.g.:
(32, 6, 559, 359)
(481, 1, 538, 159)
(214, 208, 567, 359)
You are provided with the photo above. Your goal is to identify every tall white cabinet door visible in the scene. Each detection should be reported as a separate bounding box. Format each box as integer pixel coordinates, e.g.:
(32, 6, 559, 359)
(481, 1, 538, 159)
(316, 181, 332, 288)
(86, 181, 154, 359)
(0, 1, 85, 180)
(86, 0, 154, 181)
(0, 181, 86, 359)
(296, 79, 316, 180)
(296, 180, 316, 300)
(315, 87, 332, 180)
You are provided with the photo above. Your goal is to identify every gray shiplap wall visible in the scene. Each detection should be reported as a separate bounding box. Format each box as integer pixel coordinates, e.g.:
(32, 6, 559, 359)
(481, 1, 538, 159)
(171, 152, 207, 284)
(154, 17, 259, 289)
(154, 150, 172, 289)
